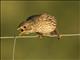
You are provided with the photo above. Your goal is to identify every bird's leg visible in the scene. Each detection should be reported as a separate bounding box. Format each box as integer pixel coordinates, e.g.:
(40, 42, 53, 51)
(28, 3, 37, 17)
(36, 32, 44, 39)
(54, 29, 61, 40)
(51, 29, 61, 40)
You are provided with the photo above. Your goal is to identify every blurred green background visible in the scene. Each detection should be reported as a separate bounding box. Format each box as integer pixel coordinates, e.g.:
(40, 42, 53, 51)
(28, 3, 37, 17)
(1, 1, 80, 60)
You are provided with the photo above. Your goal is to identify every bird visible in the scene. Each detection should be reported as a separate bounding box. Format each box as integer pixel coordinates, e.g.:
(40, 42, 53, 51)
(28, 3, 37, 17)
(17, 13, 60, 39)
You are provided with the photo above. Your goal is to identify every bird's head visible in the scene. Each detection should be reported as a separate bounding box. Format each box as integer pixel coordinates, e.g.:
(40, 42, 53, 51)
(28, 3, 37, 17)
(17, 21, 33, 36)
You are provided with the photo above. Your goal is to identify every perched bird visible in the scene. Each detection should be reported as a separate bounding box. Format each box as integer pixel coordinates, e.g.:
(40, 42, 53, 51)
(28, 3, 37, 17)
(17, 13, 60, 39)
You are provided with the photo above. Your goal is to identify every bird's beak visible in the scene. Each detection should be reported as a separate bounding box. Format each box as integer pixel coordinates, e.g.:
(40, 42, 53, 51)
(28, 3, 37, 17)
(17, 28, 23, 36)
(17, 28, 20, 30)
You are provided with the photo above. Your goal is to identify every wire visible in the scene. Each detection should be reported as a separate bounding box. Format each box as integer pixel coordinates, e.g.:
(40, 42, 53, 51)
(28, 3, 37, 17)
(12, 37, 17, 60)
(0, 34, 80, 39)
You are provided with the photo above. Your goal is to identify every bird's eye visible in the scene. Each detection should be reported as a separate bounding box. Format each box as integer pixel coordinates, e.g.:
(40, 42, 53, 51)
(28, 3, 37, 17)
(24, 26, 26, 28)
(21, 29, 24, 32)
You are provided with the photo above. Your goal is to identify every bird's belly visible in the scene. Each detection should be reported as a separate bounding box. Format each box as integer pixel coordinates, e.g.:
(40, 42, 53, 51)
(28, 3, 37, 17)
(36, 23, 56, 33)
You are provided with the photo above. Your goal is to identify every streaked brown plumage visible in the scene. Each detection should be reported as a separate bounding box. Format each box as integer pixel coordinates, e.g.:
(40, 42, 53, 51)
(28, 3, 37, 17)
(17, 13, 60, 39)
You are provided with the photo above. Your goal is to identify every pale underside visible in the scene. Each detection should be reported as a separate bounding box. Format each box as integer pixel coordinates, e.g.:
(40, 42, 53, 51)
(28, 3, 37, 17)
(34, 20, 56, 34)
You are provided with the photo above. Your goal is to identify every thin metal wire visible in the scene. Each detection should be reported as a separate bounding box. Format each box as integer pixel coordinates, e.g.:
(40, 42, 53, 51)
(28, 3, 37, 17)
(12, 37, 17, 60)
(0, 34, 80, 39)
(1, 33, 80, 60)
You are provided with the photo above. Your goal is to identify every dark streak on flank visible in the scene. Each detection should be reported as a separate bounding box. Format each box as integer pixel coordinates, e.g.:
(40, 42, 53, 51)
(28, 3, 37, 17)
(26, 15, 40, 21)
